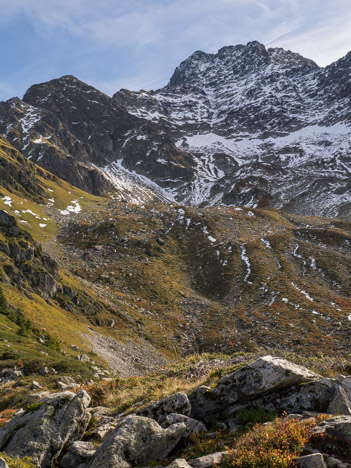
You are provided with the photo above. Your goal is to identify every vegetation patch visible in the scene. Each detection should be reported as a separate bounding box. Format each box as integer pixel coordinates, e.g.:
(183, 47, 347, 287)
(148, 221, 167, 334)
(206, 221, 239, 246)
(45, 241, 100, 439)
(221, 414, 329, 468)
(0, 452, 34, 468)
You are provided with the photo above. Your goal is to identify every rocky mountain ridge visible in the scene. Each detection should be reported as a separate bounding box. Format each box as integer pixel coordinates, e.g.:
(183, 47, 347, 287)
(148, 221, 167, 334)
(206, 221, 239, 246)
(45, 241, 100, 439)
(0, 41, 350, 216)
(114, 41, 351, 214)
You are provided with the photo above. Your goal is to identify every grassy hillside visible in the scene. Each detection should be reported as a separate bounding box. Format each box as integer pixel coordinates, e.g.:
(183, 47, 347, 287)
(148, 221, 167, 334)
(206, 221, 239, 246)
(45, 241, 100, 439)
(58, 201, 351, 356)
(1, 133, 351, 400)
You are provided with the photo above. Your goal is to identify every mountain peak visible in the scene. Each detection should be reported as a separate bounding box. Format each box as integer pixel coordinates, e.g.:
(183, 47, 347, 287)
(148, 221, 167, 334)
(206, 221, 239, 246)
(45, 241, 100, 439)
(22, 75, 112, 112)
(267, 47, 319, 68)
(168, 41, 317, 88)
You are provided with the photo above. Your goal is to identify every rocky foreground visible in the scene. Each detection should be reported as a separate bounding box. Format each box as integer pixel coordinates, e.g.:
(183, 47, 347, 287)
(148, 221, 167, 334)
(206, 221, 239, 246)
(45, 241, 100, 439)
(1, 356, 351, 467)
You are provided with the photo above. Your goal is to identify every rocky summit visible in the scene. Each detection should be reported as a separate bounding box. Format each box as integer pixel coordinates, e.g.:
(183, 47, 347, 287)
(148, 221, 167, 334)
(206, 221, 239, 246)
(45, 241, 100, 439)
(1, 41, 351, 215)
(1, 40, 351, 467)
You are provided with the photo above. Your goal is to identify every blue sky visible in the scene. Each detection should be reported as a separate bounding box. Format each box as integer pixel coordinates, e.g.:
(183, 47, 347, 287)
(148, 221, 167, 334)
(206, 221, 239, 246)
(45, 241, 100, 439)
(0, 0, 350, 101)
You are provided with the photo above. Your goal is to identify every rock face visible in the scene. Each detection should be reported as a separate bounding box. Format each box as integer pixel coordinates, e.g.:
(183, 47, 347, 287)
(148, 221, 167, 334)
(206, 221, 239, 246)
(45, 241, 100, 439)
(0, 391, 91, 468)
(113, 42, 351, 216)
(311, 416, 351, 459)
(161, 413, 207, 438)
(59, 441, 96, 468)
(0, 458, 9, 468)
(0, 77, 194, 203)
(327, 386, 351, 415)
(1, 42, 351, 215)
(297, 453, 327, 468)
(140, 392, 191, 422)
(0, 209, 59, 298)
(190, 356, 320, 421)
(88, 415, 186, 468)
(256, 378, 336, 414)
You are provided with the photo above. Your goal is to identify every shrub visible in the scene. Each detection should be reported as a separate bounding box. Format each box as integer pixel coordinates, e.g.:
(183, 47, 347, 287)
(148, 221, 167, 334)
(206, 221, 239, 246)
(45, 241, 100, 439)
(184, 431, 230, 460)
(0, 452, 34, 468)
(221, 415, 328, 468)
(237, 407, 277, 425)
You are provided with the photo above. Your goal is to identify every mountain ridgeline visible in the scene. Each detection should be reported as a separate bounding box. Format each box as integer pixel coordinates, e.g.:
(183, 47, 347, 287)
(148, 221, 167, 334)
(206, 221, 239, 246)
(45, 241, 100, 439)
(0, 40, 350, 216)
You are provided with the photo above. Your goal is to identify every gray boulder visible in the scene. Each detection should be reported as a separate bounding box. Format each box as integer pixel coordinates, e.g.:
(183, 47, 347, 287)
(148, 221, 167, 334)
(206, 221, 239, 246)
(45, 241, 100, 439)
(0, 368, 23, 385)
(311, 416, 351, 459)
(88, 415, 186, 468)
(338, 376, 351, 400)
(190, 356, 320, 421)
(297, 454, 327, 468)
(86, 422, 117, 442)
(161, 413, 207, 438)
(0, 457, 9, 468)
(328, 386, 351, 415)
(167, 460, 192, 468)
(26, 391, 50, 403)
(140, 392, 191, 422)
(0, 390, 91, 468)
(30, 380, 43, 390)
(75, 354, 90, 362)
(216, 356, 320, 401)
(325, 456, 351, 467)
(188, 386, 219, 421)
(313, 415, 351, 440)
(188, 451, 229, 467)
(85, 407, 119, 441)
(59, 441, 96, 468)
(254, 378, 335, 415)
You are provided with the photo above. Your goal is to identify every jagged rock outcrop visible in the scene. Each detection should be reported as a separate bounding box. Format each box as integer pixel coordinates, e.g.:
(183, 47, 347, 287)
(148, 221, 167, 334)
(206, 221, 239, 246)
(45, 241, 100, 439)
(0, 77, 195, 202)
(87, 415, 186, 468)
(0, 136, 48, 203)
(113, 41, 351, 216)
(0, 209, 59, 297)
(327, 386, 351, 415)
(0, 390, 91, 468)
(311, 416, 351, 460)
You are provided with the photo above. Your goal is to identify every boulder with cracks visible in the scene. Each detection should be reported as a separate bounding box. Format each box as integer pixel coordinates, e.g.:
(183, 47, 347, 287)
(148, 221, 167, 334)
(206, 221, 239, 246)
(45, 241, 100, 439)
(0, 391, 91, 468)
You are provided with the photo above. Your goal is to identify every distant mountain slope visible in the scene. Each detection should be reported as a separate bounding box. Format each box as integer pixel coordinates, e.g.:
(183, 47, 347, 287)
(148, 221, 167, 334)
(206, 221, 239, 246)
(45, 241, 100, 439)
(1, 129, 351, 371)
(0, 41, 351, 216)
(114, 41, 351, 215)
(0, 76, 194, 203)
(0, 139, 170, 379)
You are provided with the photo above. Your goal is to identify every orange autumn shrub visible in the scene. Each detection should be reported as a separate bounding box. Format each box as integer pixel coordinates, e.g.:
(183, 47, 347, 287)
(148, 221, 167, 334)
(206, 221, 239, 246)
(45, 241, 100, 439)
(0, 408, 17, 427)
(222, 414, 329, 468)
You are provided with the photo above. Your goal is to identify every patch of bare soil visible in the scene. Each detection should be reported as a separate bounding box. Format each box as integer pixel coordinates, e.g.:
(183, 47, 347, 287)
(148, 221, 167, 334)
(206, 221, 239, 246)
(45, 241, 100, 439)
(81, 329, 169, 377)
